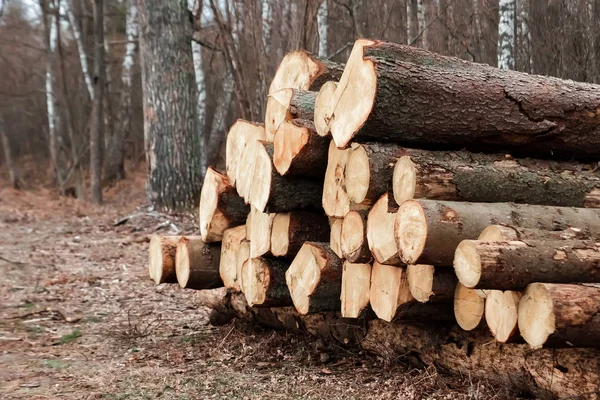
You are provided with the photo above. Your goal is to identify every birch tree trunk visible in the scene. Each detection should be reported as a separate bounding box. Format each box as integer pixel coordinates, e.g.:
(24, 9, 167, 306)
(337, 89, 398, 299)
(188, 0, 207, 174)
(497, 0, 516, 70)
(416, 0, 426, 49)
(139, 0, 203, 210)
(517, 0, 533, 73)
(406, 0, 414, 45)
(65, 0, 94, 100)
(261, 0, 272, 54)
(317, 0, 328, 57)
(90, 0, 106, 204)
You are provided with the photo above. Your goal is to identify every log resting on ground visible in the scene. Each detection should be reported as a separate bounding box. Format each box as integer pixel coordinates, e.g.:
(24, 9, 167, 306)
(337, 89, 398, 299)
(341, 261, 372, 318)
(148, 235, 181, 284)
(176, 237, 222, 290)
(484, 290, 521, 343)
(240, 257, 292, 307)
(454, 283, 485, 331)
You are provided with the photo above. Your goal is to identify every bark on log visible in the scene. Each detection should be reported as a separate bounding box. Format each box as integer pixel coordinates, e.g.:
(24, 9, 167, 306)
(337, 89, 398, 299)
(286, 242, 343, 315)
(270, 212, 330, 257)
(341, 261, 372, 318)
(454, 283, 485, 331)
(175, 236, 222, 290)
(454, 239, 600, 290)
(395, 199, 600, 266)
(519, 283, 600, 349)
(249, 206, 275, 258)
(406, 264, 457, 303)
(265, 89, 316, 142)
(249, 141, 323, 213)
(314, 81, 338, 137)
(148, 235, 181, 284)
(225, 120, 265, 186)
(326, 39, 600, 160)
(341, 209, 373, 263)
(478, 224, 588, 242)
(199, 167, 249, 242)
(240, 257, 292, 307)
(219, 225, 247, 291)
(367, 193, 401, 265)
(272, 119, 329, 178)
(392, 149, 600, 207)
(269, 50, 344, 93)
(329, 218, 344, 258)
(484, 290, 521, 343)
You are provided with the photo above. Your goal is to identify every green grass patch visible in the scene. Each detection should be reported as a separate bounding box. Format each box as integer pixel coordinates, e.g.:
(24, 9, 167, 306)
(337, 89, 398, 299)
(60, 328, 82, 344)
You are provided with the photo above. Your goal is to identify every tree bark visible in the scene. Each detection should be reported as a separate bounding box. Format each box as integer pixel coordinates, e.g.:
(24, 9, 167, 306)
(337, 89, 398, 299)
(366, 193, 401, 265)
(484, 290, 521, 343)
(273, 119, 329, 178)
(270, 212, 330, 258)
(265, 89, 316, 142)
(453, 282, 485, 331)
(175, 236, 221, 289)
(478, 225, 589, 242)
(148, 235, 181, 284)
(341, 261, 372, 318)
(406, 264, 457, 303)
(341, 209, 373, 263)
(269, 50, 344, 93)
(454, 239, 600, 290)
(219, 225, 247, 291)
(286, 242, 342, 315)
(395, 199, 600, 266)
(90, 0, 105, 204)
(241, 257, 292, 307)
(0, 117, 20, 189)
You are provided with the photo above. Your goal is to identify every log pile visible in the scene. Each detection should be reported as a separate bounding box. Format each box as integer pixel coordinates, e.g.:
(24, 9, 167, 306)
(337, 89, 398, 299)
(147, 40, 600, 398)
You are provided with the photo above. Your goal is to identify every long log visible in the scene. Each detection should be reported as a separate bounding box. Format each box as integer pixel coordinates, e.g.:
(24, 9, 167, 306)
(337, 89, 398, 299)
(314, 81, 338, 136)
(240, 257, 292, 307)
(453, 283, 485, 331)
(286, 242, 343, 314)
(175, 236, 222, 290)
(325, 39, 600, 160)
(366, 193, 400, 265)
(329, 218, 343, 258)
(341, 261, 372, 318)
(478, 224, 588, 242)
(270, 212, 330, 257)
(395, 199, 600, 265)
(406, 264, 457, 303)
(148, 235, 180, 284)
(454, 239, 600, 290)
(199, 167, 249, 242)
(484, 290, 521, 343)
(341, 209, 373, 263)
(249, 141, 323, 213)
(249, 206, 275, 258)
(219, 225, 247, 291)
(265, 89, 316, 142)
(269, 50, 344, 93)
(272, 119, 329, 178)
(225, 120, 265, 186)
(519, 283, 600, 349)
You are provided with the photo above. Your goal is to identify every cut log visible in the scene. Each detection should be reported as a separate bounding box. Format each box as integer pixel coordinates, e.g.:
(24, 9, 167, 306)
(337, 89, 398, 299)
(236, 240, 250, 290)
(265, 89, 316, 142)
(272, 119, 329, 178)
(240, 257, 292, 307)
(219, 225, 247, 291)
(367, 193, 400, 265)
(225, 120, 265, 186)
(314, 81, 338, 137)
(478, 224, 587, 242)
(249, 206, 275, 258)
(236, 137, 260, 202)
(406, 264, 457, 303)
(175, 236, 222, 290)
(454, 239, 600, 290)
(148, 235, 180, 284)
(326, 39, 600, 160)
(286, 242, 343, 314)
(454, 283, 485, 331)
(341, 261, 372, 318)
(270, 212, 330, 257)
(369, 262, 412, 322)
(329, 218, 343, 258)
(519, 283, 600, 349)
(392, 150, 600, 207)
(269, 50, 344, 93)
(484, 290, 521, 343)
(199, 167, 249, 242)
(395, 199, 600, 266)
(341, 209, 373, 263)
(249, 141, 323, 213)
(322, 141, 352, 217)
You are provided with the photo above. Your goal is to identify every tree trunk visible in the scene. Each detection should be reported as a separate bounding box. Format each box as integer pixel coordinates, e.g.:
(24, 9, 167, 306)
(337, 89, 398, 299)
(341, 261, 372, 318)
(269, 50, 344, 93)
(484, 290, 521, 343)
(519, 283, 600, 349)
(240, 257, 292, 307)
(249, 206, 275, 258)
(406, 264, 457, 303)
(314, 81, 338, 137)
(317, 0, 328, 57)
(341, 209, 373, 263)
(199, 167, 249, 242)
(148, 235, 181, 284)
(454, 239, 600, 290)
(326, 40, 600, 160)
(270, 212, 330, 257)
(225, 120, 265, 187)
(65, 0, 94, 100)
(90, 0, 105, 204)
(453, 282, 485, 331)
(286, 242, 342, 315)
(219, 225, 246, 291)
(139, 0, 203, 210)
(329, 217, 343, 258)
(366, 193, 401, 265)
(0, 117, 20, 189)
(392, 149, 600, 207)
(175, 236, 221, 289)
(273, 119, 329, 178)
(395, 199, 600, 266)
(498, 0, 516, 70)
(265, 89, 316, 142)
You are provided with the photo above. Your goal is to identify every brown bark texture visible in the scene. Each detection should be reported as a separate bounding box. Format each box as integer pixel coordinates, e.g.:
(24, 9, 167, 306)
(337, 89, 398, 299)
(271, 212, 330, 257)
(176, 237, 222, 290)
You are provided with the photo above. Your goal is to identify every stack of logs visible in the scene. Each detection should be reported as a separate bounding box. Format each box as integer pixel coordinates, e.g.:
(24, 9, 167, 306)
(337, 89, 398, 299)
(148, 39, 600, 399)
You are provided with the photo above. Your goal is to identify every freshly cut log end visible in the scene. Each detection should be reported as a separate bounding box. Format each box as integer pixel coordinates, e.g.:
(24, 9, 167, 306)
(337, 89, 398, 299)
(485, 290, 521, 343)
(345, 144, 370, 204)
(367, 193, 400, 265)
(265, 89, 293, 142)
(225, 120, 265, 185)
(148, 235, 180, 285)
(341, 261, 372, 318)
(286, 242, 343, 315)
(270, 212, 330, 257)
(330, 218, 343, 258)
(518, 283, 600, 349)
(270, 213, 291, 257)
(394, 200, 427, 265)
(454, 283, 485, 331)
(269, 50, 343, 93)
(249, 206, 275, 258)
(236, 240, 250, 290)
(341, 210, 372, 263)
(406, 264, 434, 303)
(199, 167, 249, 242)
(219, 225, 247, 291)
(175, 237, 222, 290)
(369, 262, 412, 322)
(322, 141, 352, 217)
(314, 81, 338, 137)
(393, 156, 417, 205)
(240, 257, 291, 307)
(453, 240, 482, 289)
(273, 119, 329, 178)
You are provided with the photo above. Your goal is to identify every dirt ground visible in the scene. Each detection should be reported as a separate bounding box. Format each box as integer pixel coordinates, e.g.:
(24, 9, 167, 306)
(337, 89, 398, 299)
(0, 169, 511, 400)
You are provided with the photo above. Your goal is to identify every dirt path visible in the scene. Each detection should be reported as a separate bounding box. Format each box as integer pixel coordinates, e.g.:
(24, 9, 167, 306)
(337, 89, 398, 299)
(0, 179, 508, 400)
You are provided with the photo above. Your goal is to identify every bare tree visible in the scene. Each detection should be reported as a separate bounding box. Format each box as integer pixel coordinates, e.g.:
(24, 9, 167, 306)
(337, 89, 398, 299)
(65, 0, 94, 100)
(90, 0, 106, 204)
(0, 114, 20, 189)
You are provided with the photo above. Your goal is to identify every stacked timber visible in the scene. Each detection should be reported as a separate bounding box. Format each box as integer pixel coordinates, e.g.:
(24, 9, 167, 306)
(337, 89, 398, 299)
(146, 40, 600, 399)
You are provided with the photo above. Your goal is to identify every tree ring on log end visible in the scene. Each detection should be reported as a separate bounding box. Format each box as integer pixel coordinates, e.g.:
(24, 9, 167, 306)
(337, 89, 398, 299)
(286, 243, 323, 315)
(454, 283, 485, 331)
(175, 240, 190, 289)
(273, 121, 309, 176)
(453, 240, 482, 288)
(341, 211, 366, 259)
(485, 290, 521, 343)
(518, 283, 556, 349)
(269, 50, 322, 93)
(345, 144, 370, 204)
(314, 81, 338, 137)
(395, 200, 427, 264)
(477, 225, 506, 241)
(148, 235, 162, 283)
(199, 168, 228, 242)
(271, 213, 291, 256)
(393, 156, 417, 205)
(407, 264, 434, 303)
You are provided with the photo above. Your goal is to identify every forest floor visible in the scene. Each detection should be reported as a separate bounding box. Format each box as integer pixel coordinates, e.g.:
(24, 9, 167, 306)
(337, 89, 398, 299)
(0, 166, 511, 400)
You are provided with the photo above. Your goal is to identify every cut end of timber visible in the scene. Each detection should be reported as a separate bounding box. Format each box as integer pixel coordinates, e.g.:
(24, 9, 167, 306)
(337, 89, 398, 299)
(148, 235, 162, 283)
(477, 225, 508, 241)
(367, 193, 400, 264)
(330, 218, 344, 258)
(265, 89, 294, 142)
(370, 262, 411, 322)
(393, 156, 417, 205)
(314, 81, 338, 137)
(269, 50, 322, 93)
(322, 141, 352, 217)
(241, 258, 270, 307)
(286, 242, 325, 315)
(199, 168, 228, 242)
(345, 144, 370, 204)
(225, 120, 265, 185)
(518, 283, 556, 349)
(454, 283, 485, 331)
(341, 261, 372, 318)
(395, 200, 427, 264)
(406, 264, 434, 303)
(249, 207, 274, 258)
(273, 120, 310, 176)
(148, 235, 179, 285)
(485, 290, 521, 343)
(270, 213, 291, 257)
(341, 210, 366, 261)
(220, 225, 246, 291)
(329, 39, 377, 148)
(236, 240, 250, 290)
(175, 238, 191, 289)
(249, 141, 273, 212)
(236, 138, 259, 202)
(453, 240, 482, 289)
